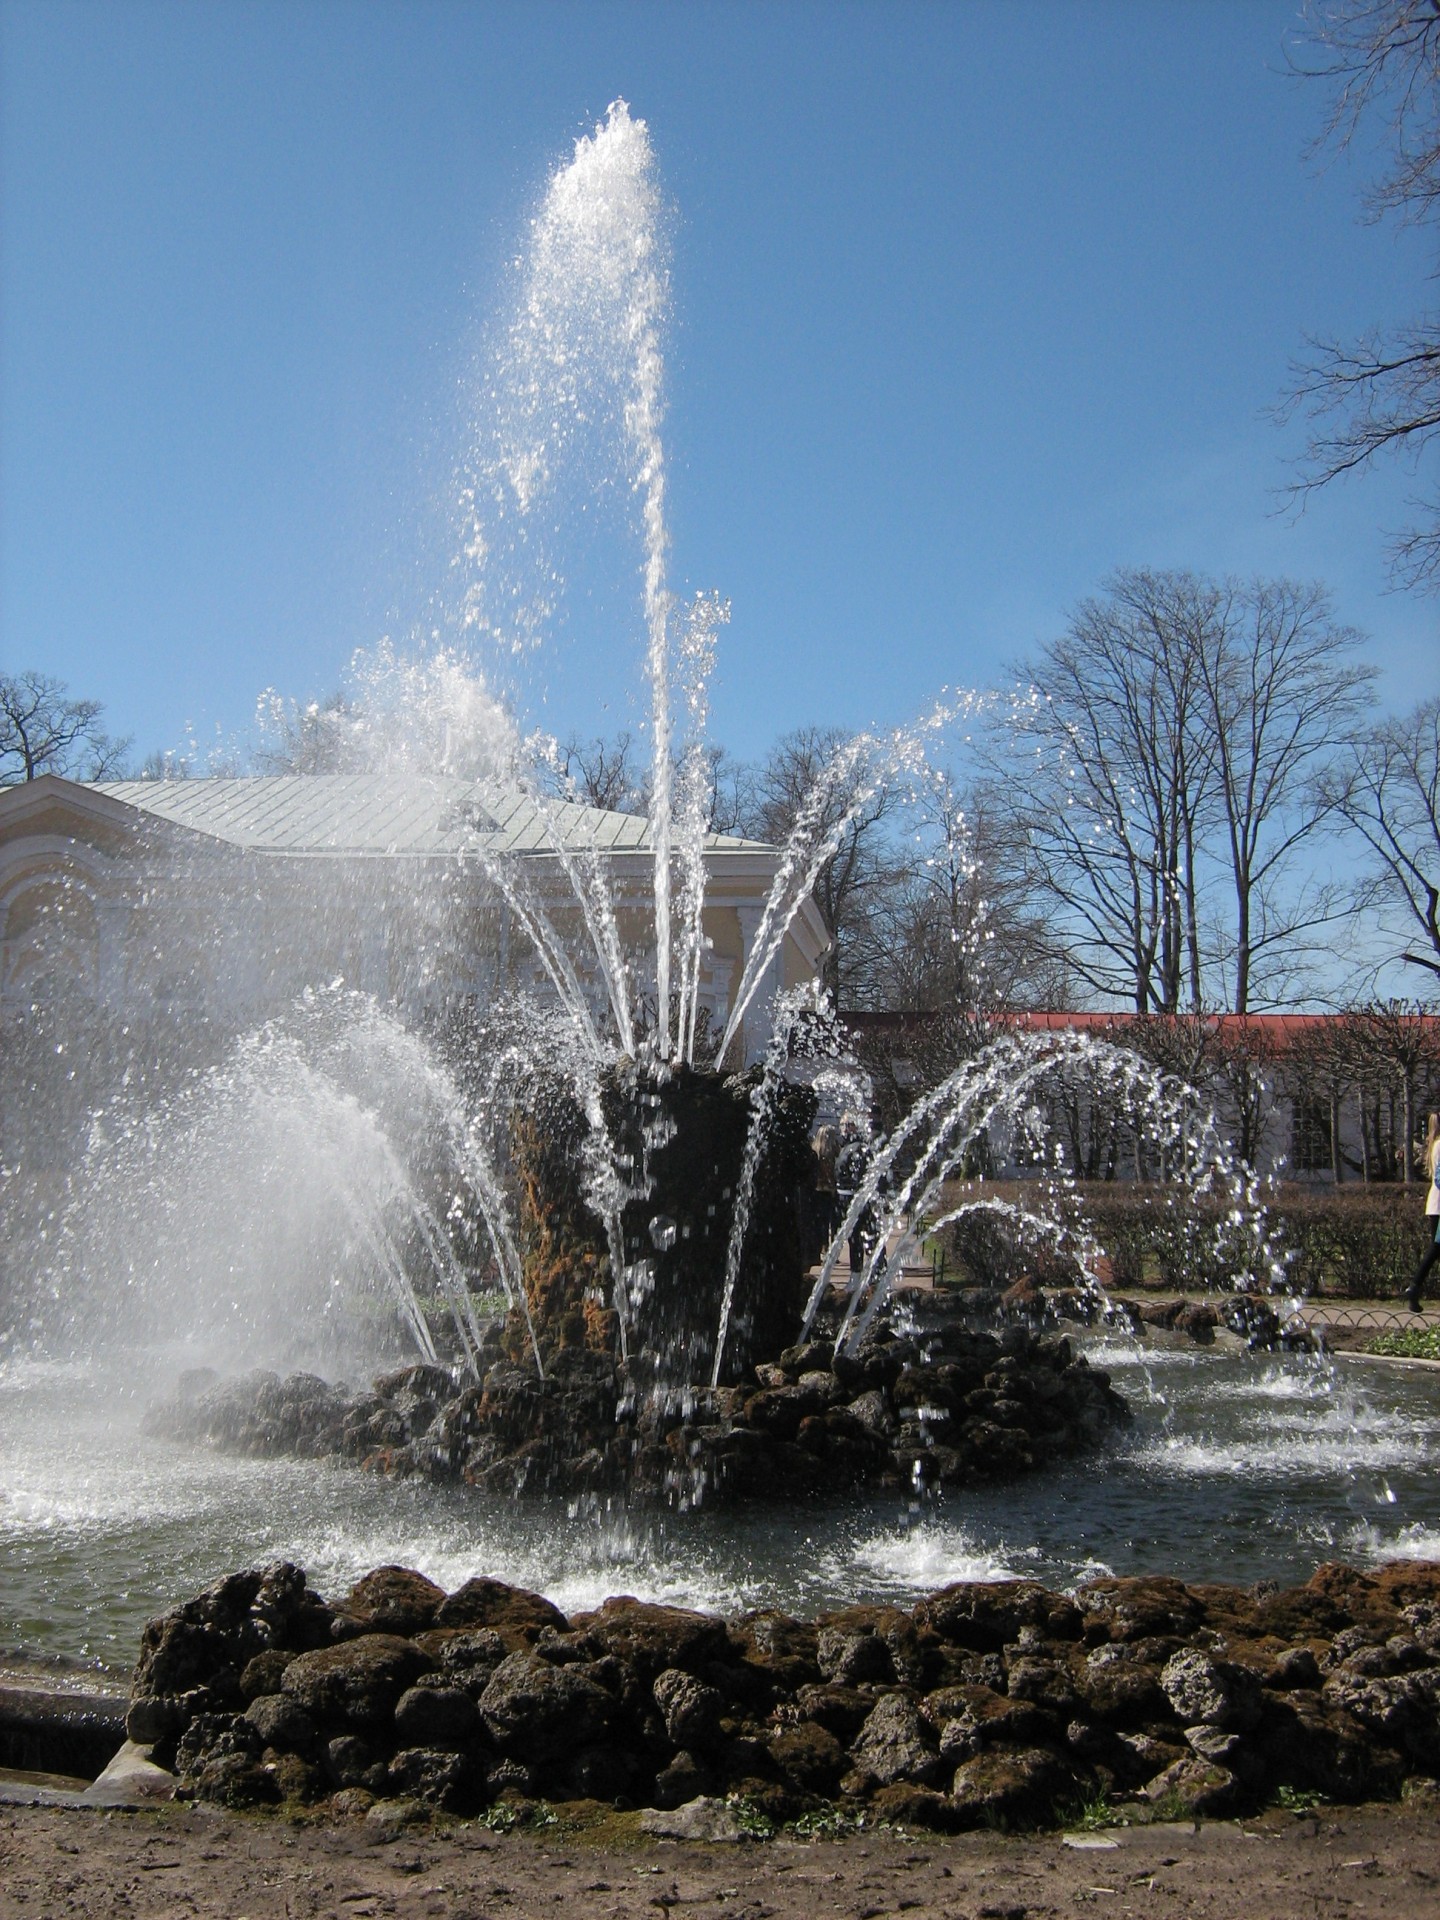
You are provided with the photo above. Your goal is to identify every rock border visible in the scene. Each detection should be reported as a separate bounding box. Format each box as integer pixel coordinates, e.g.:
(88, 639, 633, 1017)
(124, 1557, 1440, 1833)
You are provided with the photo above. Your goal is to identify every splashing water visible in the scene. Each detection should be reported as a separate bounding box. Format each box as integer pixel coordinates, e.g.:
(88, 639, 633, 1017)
(53, 990, 539, 1377)
(30, 102, 1288, 1408)
(803, 1027, 1287, 1357)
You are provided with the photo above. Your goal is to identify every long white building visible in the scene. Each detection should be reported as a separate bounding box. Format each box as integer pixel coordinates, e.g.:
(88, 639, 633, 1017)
(0, 773, 827, 1061)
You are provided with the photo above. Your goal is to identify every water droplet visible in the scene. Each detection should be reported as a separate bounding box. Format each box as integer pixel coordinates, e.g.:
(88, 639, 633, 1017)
(649, 1214, 677, 1251)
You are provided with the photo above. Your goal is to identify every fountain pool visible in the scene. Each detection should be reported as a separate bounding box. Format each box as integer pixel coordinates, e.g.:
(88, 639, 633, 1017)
(5, 1339, 1438, 1677)
(5, 103, 1437, 1735)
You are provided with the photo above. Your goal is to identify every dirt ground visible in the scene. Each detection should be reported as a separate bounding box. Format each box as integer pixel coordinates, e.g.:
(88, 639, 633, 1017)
(2, 1799, 1439, 1920)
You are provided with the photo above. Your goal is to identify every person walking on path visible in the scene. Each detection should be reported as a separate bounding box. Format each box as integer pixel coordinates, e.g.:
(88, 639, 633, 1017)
(1405, 1112, 1440, 1313)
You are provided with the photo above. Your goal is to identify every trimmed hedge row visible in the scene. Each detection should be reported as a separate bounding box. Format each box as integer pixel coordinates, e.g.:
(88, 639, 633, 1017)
(939, 1182, 1430, 1301)
(1264, 1186, 1423, 1302)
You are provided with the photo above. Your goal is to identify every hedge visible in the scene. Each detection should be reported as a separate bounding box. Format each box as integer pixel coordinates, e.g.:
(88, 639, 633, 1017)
(1266, 1184, 1423, 1302)
(937, 1180, 1429, 1301)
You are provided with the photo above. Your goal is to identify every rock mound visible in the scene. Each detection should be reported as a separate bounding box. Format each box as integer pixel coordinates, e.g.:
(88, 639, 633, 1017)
(143, 1299, 1129, 1505)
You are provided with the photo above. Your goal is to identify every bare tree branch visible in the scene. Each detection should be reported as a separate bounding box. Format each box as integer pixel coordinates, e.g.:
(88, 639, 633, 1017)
(552, 729, 646, 813)
(0, 671, 132, 784)
(1285, 3, 1440, 586)
(1327, 693, 1440, 979)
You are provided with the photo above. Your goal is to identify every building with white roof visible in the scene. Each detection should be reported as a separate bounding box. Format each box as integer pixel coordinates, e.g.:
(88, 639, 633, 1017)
(0, 773, 827, 1061)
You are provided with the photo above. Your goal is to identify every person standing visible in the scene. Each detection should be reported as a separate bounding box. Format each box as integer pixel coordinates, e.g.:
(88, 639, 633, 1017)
(1405, 1112, 1440, 1313)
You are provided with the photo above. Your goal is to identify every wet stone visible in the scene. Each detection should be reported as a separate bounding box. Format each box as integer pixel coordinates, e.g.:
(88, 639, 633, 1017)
(244, 1692, 317, 1753)
(478, 1651, 615, 1761)
(653, 1668, 724, 1751)
(122, 1546, 1440, 1833)
(1143, 1754, 1239, 1815)
(767, 1721, 846, 1793)
(1265, 1644, 1321, 1690)
(343, 1566, 446, 1636)
(794, 1683, 875, 1740)
(1184, 1722, 1249, 1770)
(558, 1742, 638, 1802)
(325, 1734, 390, 1794)
(281, 1635, 434, 1731)
(239, 1649, 295, 1702)
(174, 1712, 261, 1778)
(415, 1625, 508, 1679)
(1005, 1653, 1078, 1714)
(392, 1684, 480, 1748)
(816, 1622, 895, 1688)
(141, 1296, 1130, 1509)
(433, 1577, 567, 1641)
(193, 1752, 280, 1809)
(575, 1596, 729, 1680)
(652, 1748, 712, 1809)
(267, 1751, 325, 1802)
(1160, 1649, 1263, 1731)
(387, 1745, 476, 1811)
(850, 1692, 942, 1787)
(949, 1746, 1077, 1828)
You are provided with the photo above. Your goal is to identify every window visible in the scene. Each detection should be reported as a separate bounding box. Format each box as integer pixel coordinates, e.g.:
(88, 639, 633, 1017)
(1291, 1098, 1330, 1175)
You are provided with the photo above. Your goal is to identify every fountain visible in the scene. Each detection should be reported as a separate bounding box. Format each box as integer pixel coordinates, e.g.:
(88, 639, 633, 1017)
(17, 101, 1167, 1485)
(3, 100, 1440, 1832)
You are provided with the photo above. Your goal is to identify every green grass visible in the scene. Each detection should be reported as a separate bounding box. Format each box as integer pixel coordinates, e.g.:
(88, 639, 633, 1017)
(1272, 1784, 1327, 1814)
(785, 1804, 868, 1839)
(723, 1794, 776, 1840)
(1064, 1789, 1119, 1832)
(1371, 1326, 1440, 1360)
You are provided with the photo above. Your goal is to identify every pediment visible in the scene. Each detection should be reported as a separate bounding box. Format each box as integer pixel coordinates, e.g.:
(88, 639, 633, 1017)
(0, 775, 195, 856)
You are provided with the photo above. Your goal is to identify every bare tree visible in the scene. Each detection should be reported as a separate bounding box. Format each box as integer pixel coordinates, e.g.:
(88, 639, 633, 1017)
(741, 725, 899, 1006)
(1192, 578, 1374, 1010)
(1000, 570, 1222, 1013)
(137, 749, 193, 782)
(1328, 694, 1440, 981)
(0, 672, 131, 785)
(1288, 1014, 1363, 1181)
(1207, 1017, 1284, 1168)
(849, 1007, 1008, 1140)
(699, 745, 756, 837)
(863, 772, 1057, 1013)
(1000, 571, 1374, 1013)
(1286, 3, 1440, 588)
(1349, 998, 1440, 1178)
(252, 690, 362, 774)
(553, 729, 646, 813)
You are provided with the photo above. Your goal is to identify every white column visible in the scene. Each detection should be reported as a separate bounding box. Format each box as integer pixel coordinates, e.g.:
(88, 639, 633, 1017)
(733, 904, 781, 1066)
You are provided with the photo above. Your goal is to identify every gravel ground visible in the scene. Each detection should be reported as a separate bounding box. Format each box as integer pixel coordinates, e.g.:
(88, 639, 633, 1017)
(3, 1799, 1440, 1920)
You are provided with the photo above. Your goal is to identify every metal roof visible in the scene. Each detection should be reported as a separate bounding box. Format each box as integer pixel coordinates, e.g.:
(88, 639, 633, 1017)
(89, 776, 771, 860)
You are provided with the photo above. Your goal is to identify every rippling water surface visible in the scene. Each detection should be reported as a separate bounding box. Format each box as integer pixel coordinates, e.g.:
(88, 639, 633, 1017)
(4, 1340, 1439, 1676)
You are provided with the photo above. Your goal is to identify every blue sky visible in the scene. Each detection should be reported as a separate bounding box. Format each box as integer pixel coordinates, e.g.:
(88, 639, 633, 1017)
(1, 0, 1434, 768)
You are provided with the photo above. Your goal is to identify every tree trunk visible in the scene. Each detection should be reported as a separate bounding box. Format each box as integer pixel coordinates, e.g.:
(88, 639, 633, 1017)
(1234, 888, 1251, 1015)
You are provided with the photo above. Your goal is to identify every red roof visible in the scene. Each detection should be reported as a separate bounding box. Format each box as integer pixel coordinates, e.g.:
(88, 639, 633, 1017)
(842, 1008, 1439, 1048)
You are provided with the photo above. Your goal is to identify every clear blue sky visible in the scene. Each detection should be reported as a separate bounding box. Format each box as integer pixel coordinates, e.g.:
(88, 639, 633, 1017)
(1, 0, 1434, 767)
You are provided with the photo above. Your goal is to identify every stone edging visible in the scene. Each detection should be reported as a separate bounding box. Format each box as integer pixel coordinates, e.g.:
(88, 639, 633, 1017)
(121, 1557, 1440, 1833)
(1332, 1350, 1440, 1371)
